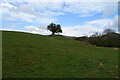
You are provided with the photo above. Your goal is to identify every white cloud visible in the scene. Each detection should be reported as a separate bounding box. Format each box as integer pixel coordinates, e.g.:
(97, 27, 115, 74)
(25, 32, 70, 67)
(9, 26, 16, 29)
(25, 26, 51, 35)
(1, 2, 118, 23)
(1, 0, 119, 2)
(87, 19, 114, 28)
(1, 3, 36, 22)
(0, 3, 16, 9)
(36, 18, 56, 24)
(0, 2, 63, 23)
(17, 3, 64, 17)
(61, 25, 102, 37)
(63, 2, 117, 17)
(87, 16, 118, 31)
(30, 2, 64, 11)
(20, 2, 117, 18)
(11, 12, 36, 22)
(61, 16, 118, 37)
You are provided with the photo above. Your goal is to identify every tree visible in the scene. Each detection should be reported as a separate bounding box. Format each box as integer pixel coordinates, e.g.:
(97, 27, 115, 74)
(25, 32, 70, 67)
(91, 32, 99, 37)
(47, 23, 62, 35)
(103, 28, 114, 34)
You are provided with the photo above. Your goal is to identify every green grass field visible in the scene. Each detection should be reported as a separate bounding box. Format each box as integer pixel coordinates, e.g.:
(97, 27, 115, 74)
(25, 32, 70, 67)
(2, 31, 118, 78)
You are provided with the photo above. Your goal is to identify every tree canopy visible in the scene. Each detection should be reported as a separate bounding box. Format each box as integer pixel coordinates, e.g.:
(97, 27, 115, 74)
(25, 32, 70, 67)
(103, 28, 115, 34)
(47, 23, 62, 35)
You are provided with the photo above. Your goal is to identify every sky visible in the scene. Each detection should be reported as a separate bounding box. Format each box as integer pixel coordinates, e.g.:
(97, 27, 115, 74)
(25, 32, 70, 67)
(0, 0, 119, 37)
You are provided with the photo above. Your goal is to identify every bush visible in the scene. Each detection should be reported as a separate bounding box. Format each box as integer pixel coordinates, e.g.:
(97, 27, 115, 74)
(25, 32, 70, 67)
(75, 32, 120, 48)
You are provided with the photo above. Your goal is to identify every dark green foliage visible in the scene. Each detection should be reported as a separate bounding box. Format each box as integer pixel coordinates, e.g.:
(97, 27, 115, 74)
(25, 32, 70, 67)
(47, 23, 62, 35)
(88, 33, 120, 47)
(103, 29, 115, 34)
(75, 36, 88, 41)
(75, 32, 120, 48)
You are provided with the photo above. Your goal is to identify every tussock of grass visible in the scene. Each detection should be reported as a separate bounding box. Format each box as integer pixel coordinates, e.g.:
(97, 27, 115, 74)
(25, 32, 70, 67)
(2, 31, 118, 78)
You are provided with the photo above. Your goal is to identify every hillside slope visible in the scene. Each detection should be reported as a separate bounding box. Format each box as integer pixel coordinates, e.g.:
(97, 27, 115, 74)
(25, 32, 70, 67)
(75, 32, 120, 48)
(2, 31, 118, 78)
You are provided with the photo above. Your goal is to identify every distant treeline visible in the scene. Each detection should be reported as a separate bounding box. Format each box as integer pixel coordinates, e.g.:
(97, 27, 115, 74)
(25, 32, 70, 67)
(75, 32, 120, 48)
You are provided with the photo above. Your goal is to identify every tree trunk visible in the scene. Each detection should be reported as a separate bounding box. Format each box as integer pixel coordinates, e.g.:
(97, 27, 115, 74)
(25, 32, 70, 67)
(52, 32, 55, 35)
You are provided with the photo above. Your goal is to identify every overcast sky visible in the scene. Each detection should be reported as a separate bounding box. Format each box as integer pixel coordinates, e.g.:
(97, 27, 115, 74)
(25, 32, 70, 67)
(0, 0, 119, 37)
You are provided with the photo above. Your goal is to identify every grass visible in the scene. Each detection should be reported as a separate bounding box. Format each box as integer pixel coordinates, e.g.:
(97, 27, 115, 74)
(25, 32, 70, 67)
(2, 31, 118, 78)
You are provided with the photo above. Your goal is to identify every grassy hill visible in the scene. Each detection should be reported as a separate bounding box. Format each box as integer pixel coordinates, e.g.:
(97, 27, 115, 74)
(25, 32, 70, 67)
(75, 32, 120, 48)
(2, 31, 118, 78)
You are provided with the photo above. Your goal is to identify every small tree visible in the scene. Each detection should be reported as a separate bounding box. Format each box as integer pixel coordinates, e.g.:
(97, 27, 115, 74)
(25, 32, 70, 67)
(91, 32, 99, 37)
(103, 29, 114, 34)
(47, 23, 62, 35)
